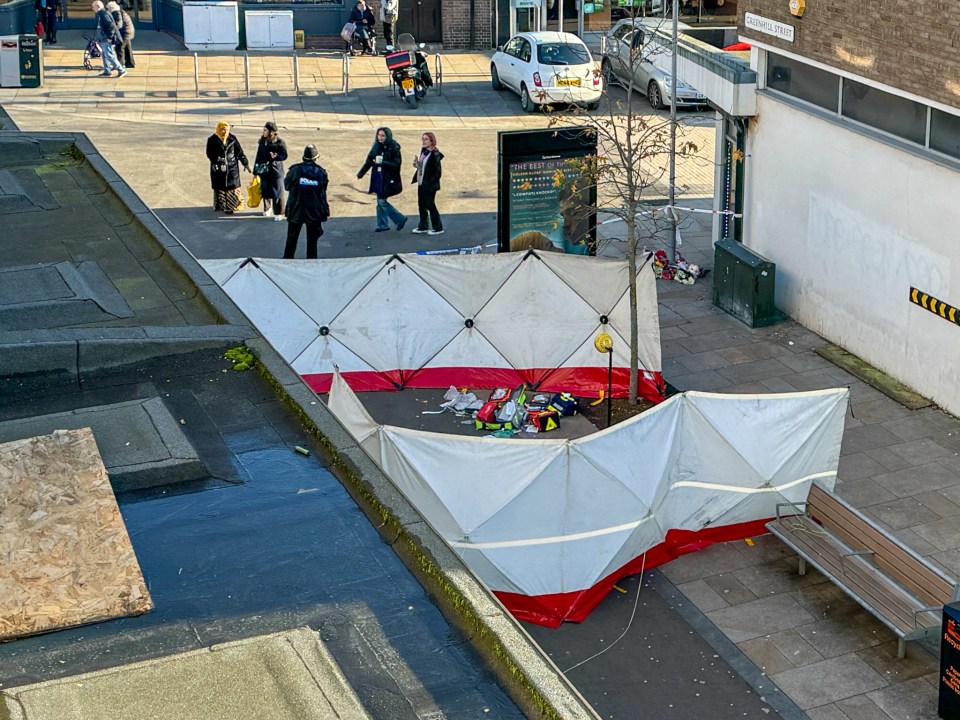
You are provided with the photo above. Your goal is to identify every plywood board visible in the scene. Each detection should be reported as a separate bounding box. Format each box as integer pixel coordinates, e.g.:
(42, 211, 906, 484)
(0, 427, 153, 641)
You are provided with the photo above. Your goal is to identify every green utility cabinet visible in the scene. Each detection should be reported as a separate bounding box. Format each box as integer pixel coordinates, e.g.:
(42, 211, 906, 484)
(713, 238, 781, 328)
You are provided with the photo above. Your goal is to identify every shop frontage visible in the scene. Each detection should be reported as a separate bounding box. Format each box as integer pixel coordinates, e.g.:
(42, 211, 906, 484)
(496, 0, 738, 48)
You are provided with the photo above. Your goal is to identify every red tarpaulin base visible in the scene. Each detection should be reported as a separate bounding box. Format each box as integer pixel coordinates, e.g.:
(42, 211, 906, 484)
(493, 518, 773, 628)
(303, 368, 666, 402)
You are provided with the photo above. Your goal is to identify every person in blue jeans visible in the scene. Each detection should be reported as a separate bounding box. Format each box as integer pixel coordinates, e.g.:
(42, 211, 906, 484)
(91, 0, 124, 77)
(357, 127, 407, 233)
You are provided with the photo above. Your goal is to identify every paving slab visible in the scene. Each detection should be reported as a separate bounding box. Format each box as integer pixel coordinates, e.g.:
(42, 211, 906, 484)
(771, 654, 888, 710)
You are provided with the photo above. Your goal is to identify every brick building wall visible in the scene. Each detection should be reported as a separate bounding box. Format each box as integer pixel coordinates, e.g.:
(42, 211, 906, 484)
(738, 0, 960, 111)
(442, 0, 492, 48)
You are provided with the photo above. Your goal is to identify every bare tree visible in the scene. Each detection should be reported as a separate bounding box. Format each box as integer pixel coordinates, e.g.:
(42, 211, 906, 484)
(537, 8, 702, 405)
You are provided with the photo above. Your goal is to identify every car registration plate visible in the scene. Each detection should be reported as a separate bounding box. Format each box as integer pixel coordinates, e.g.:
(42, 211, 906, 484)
(556, 78, 581, 87)
(402, 78, 415, 94)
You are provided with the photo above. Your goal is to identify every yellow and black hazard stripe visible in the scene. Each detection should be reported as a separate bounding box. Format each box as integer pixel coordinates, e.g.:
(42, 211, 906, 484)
(910, 287, 960, 326)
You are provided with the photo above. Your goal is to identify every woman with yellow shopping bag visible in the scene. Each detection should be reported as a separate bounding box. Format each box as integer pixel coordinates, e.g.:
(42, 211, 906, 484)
(253, 122, 288, 221)
(246, 175, 262, 209)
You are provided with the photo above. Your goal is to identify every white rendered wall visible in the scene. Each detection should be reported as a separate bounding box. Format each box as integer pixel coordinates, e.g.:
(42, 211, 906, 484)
(742, 96, 960, 416)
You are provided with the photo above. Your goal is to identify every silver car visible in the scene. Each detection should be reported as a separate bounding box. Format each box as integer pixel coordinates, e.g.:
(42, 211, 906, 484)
(600, 18, 706, 110)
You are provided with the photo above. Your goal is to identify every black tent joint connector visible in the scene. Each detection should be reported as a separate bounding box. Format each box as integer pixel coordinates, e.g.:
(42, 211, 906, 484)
(464, 318, 474, 328)
(600, 315, 608, 325)
(319, 326, 330, 336)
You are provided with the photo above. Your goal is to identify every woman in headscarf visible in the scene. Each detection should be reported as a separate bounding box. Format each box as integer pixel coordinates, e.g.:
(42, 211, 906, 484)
(410, 131, 444, 235)
(205, 121, 250, 214)
(357, 127, 406, 233)
(253, 121, 288, 220)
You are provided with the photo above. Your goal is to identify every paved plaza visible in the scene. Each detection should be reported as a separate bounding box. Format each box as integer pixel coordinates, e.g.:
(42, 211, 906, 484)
(2, 32, 960, 720)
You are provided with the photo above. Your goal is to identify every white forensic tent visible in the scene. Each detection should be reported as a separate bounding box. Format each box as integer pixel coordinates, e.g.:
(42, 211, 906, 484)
(200, 252, 664, 400)
(328, 372, 849, 627)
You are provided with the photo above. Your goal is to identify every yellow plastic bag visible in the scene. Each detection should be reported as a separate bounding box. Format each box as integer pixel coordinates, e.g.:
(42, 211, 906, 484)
(246, 175, 262, 208)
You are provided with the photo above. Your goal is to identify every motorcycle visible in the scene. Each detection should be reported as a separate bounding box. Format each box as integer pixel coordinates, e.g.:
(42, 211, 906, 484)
(384, 33, 432, 109)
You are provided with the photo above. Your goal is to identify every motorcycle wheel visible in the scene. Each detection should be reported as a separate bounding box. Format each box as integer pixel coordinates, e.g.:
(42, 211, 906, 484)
(404, 91, 419, 109)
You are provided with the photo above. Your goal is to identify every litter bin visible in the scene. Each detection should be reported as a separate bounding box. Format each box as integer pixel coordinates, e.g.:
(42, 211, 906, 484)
(0, 35, 43, 88)
(940, 602, 960, 719)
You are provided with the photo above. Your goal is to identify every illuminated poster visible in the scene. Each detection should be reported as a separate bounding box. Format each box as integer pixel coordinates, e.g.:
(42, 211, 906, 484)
(507, 156, 592, 255)
(497, 128, 597, 255)
(940, 603, 960, 720)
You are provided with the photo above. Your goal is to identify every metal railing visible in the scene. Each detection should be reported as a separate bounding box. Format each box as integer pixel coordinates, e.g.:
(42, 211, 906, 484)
(434, 52, 443, 96)
(180, 49, 488, 99)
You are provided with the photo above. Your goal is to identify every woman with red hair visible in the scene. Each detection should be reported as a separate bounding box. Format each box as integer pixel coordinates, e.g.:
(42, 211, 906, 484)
(411, 132, 444, 235)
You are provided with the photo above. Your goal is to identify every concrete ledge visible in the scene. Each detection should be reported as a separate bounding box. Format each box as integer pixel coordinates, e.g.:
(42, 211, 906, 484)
(0, 397, 207, 492)
(1, 627, 371, 720)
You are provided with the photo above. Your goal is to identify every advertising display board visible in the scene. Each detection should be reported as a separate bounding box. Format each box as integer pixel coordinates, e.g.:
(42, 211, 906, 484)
(941, 602, 960, 719)
(497, 128, 598, 255)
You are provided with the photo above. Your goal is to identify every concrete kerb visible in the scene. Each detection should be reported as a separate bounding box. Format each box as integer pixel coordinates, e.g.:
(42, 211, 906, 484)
(63, 130, 601, 720)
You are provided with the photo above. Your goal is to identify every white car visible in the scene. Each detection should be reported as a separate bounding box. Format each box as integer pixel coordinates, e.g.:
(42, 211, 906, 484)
(491, 32, 603, 113)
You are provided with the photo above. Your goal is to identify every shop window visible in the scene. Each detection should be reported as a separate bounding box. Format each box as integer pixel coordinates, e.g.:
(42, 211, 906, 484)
(842, 79, 927, 145)
(930, 109, 960, 160)
(766, 53, 839, 112)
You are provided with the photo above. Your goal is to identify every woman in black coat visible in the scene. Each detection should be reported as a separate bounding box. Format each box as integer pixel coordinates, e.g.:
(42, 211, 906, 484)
(410, 131, 444, 235)
(253, 121, 288, 220)
(357, 126, 406, 232)
(206, 120, 250, 214)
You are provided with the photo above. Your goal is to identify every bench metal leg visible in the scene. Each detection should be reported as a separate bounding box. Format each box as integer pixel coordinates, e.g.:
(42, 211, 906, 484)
(798, 557, 806, 576)
(898, 638, 906, 659)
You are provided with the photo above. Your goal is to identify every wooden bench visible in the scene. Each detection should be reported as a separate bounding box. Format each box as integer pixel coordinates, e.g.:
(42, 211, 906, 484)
(767, 483, 960, 658)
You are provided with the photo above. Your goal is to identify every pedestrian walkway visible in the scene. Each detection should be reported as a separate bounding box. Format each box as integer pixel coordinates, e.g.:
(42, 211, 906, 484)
(567, 206, 959, 720)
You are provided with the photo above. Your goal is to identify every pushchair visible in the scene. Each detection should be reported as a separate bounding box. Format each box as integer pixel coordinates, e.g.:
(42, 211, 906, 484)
(345, 24, 376, 56)
(82, 34, 101, 70)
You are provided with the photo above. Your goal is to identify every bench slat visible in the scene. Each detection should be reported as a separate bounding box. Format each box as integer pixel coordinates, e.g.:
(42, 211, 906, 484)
(807, 485, 954, 605)
(768, 517, 939, 635)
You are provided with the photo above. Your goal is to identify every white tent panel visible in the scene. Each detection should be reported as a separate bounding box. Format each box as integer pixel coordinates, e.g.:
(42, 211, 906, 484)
(574, 397, 682, 509)
(685, 390, 848, 482)
(655, 407, 767, 531)
(461, 525, 644, 597)
(419, 327, 514, 371)
(290, 335, 379, 376)
(378, 432, 466, 539)
(258, 256, 387, 326)
(199, 258, 242, 286)
(471, 450, 653, 544)
(536, 253, 631, 315)
(558, 324, 635, 371)
(222, 264, 318, 361)
(594, 517, 667, 580)
(455, 547, 526, 595)
(477, 259, 601, 370)
(334, 259, 465, 372)
(381, 427, 566, 536)
(403, 253, 523, 318)
(708, 490, 793, 529)
(327, 370, 381, 447)
(606, 266, 662, 370)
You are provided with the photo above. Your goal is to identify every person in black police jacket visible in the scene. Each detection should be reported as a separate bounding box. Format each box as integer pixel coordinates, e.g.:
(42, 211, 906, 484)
(283, 145, 330, 259)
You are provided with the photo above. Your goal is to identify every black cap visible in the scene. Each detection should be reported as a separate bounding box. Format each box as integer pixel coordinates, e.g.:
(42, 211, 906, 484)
(302, 144, 319, 161)
(264, 121, 278, 132)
